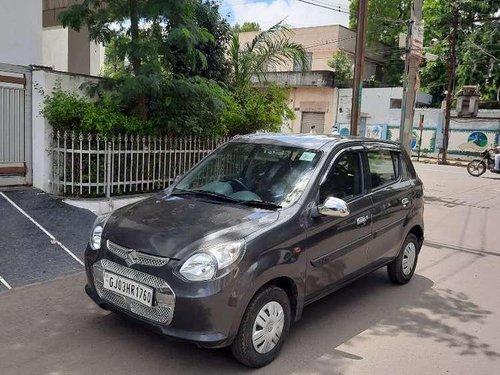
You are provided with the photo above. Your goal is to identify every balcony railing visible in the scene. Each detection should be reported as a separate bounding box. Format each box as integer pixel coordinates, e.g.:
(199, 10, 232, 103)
(251, 70, 335, 88)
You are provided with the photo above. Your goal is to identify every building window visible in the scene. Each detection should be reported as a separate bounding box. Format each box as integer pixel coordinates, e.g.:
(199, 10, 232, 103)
(294, 52, 312, 71)
(390, 98, 402, 109)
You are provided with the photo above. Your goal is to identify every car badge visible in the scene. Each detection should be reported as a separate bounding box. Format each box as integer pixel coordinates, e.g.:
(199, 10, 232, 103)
(126, 250, 139, 266)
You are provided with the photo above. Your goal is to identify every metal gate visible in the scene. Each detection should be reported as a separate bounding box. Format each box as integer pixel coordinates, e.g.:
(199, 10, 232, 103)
(300, 112, 325, 134)
(0, 63, 32, 186)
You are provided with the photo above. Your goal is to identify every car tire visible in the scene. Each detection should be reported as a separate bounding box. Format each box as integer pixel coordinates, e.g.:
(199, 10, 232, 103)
(231, 285, 291, 368)
(387, 233, 419, 284)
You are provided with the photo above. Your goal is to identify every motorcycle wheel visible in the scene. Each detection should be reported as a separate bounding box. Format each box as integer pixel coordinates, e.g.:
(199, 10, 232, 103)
(467, 160, 486, 177)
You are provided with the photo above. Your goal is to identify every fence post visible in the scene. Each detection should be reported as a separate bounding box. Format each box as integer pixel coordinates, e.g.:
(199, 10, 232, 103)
(106, 141, 112, 199)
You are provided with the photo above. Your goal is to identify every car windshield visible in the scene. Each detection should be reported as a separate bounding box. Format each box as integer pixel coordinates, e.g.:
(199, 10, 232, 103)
(173, 142, 322, 209)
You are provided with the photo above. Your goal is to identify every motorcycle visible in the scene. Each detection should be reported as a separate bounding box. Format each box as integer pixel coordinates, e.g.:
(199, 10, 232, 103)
(467, 148, 500, 177)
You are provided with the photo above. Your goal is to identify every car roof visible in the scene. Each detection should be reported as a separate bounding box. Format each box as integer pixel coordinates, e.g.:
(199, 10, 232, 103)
(231, 133, 400, 151)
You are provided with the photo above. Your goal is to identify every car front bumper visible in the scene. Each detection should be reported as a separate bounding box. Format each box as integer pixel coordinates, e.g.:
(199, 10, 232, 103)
(84, 244, 241, 348)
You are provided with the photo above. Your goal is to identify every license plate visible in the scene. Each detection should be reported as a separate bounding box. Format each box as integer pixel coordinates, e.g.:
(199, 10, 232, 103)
(103, 271, 154, 307)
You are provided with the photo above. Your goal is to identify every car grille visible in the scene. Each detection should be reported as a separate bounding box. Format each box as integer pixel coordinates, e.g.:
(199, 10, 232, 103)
(107, 240, 169, 267)
(92, 259, 175, 325)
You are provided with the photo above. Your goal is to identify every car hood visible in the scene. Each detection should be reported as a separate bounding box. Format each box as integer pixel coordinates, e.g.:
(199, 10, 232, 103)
(103, 194, 279, 259)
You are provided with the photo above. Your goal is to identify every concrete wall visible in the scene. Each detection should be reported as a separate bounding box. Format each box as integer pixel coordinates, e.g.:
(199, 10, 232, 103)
(335, 88, 500, 158)
(32, 69, 100, 192)
(90, 42, 105, 76)
(0, 0, 42, 66)
(336, 87, 433, 125)
(42, 27, 69, 71)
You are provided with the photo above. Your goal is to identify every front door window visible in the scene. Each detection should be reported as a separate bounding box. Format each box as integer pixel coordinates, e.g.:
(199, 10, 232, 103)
(320, 151, 363, 202)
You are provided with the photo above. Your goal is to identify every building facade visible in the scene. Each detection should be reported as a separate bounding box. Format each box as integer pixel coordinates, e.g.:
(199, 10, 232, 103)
(42, 0, 104, 75)
(239, 25, 387, 134)
(0, 0, 104, 75)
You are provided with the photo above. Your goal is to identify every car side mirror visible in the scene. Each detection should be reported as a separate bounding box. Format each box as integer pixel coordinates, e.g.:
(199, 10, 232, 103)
(318, 197, 350, 217)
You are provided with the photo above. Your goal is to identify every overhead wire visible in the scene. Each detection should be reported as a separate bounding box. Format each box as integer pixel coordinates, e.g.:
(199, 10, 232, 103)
(296, 0, 350, 15)
(460, 28, 500, 62)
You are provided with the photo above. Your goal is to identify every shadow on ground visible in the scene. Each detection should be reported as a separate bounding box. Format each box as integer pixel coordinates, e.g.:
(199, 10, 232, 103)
(1, 268, 497, 375)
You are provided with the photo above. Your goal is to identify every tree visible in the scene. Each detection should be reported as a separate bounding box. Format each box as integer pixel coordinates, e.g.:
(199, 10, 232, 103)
(233, 22, 261, 33)
(420, 0, 500, 106)
(349, 0, 500, 105)
(225, 23, 307, 134)
(56, 1, 306, 136)
(228, 22, 307, 91)
(349, 0, 410, 85)
(59, 0, 215, 119)
(327, 50, 353, 87)
(168, 0, 231, 82)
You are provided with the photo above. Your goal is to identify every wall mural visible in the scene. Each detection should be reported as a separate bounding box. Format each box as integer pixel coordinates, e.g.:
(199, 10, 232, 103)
(456, 131, 489, 151)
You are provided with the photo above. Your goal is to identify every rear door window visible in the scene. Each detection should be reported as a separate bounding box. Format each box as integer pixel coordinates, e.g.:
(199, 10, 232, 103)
(367, 150, 399, 189)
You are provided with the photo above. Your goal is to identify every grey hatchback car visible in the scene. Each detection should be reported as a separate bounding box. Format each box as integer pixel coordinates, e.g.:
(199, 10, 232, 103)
(84, 134, 424, 367)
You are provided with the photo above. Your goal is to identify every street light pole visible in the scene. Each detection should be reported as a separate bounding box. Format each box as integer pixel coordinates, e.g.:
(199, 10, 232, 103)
(350, 0, 368, 137)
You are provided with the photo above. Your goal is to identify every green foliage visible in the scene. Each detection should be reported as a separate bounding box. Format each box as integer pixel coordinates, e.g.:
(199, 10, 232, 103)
(41, 89, 150, 135)
(227, 85, 295, 135)
(327, 50, 353, 87)
(148, 77, 236, 136)
(420, 0, 500, 106)
(349, 0, 409, 85)
(349, 0, 411, 46)
(233, 22, 261, 33)
(350, 0, 500, 105)
(229, 22, 307, 90)
(49, 1, 298, 137)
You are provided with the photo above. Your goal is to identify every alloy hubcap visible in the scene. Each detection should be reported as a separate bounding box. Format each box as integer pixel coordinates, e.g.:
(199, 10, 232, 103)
(252, 301, 285, 354)
(402, 242, 417, 275)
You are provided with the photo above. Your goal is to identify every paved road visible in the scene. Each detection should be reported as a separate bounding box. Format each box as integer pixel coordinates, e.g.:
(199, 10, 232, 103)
(0, 164, 499, 374)
(0, 188, 94, 288)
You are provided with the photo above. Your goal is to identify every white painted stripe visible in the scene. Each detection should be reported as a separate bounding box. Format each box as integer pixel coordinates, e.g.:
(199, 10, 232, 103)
(0, 275, 12, 290)
(0, 192, 84, 266)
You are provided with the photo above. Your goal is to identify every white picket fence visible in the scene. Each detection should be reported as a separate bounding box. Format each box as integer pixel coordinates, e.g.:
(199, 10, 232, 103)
(49, 131, 230, 197)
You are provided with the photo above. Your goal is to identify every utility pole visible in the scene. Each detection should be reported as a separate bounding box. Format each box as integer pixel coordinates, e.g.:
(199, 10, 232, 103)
(440, 0, 459, 164)
(399, 0, 423, 154)
(350, 0, 368, 136)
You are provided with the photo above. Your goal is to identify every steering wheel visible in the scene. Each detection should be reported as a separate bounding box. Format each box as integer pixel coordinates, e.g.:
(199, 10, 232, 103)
(227, 178, 251, 192)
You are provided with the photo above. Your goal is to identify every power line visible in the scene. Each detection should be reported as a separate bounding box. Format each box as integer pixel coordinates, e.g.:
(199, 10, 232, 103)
(303, 34, 358, 49)
(296, 0, 350, 15)
(460, 29, 500, 62)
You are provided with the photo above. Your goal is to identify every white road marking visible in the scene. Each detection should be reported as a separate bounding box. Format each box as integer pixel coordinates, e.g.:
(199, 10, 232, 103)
(0, 275, 12, 289)
(0, 192, 84, 266)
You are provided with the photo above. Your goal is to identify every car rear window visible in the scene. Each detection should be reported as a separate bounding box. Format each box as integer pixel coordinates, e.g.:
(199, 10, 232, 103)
(401, 152, 417, 179)
(367, 150, 399, 189)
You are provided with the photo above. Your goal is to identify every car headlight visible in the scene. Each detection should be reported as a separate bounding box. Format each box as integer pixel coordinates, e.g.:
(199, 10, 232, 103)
(90, 213, 111, 250)
(179, 241, 245, 281)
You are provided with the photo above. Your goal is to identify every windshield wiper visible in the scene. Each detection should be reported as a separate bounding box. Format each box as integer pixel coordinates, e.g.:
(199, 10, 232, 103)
(236, 200, 282, 210)
(171, 189, 239, 203)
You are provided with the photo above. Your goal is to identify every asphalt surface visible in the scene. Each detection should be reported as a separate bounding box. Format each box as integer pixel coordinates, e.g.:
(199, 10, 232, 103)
(0, 164, 499, 374)
(0, 188, 94, 287)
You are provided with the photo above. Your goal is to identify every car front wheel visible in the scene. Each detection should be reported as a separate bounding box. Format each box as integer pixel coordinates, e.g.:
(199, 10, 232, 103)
(387, 233, 419, 284)
(231, 285, 291, 368)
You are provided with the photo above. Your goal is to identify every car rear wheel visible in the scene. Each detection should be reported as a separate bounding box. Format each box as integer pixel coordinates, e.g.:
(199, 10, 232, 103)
(387, 233, 419, 284)
(231, 285, 291, 368)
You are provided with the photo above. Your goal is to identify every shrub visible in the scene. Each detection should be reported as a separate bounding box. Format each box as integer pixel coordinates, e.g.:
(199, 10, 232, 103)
(42, 89, 151, 136)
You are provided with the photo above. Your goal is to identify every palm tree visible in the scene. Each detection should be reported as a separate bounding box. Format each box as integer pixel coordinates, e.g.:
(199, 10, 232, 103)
(228, 22, 308, 92)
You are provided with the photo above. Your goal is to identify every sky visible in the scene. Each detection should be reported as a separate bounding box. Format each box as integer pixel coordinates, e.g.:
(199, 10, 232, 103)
(219, 0, 351, 30)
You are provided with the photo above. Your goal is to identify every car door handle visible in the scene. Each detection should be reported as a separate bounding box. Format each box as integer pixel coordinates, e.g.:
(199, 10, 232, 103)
(356, 215, 369, 226)
(401, 198, 410, 207)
